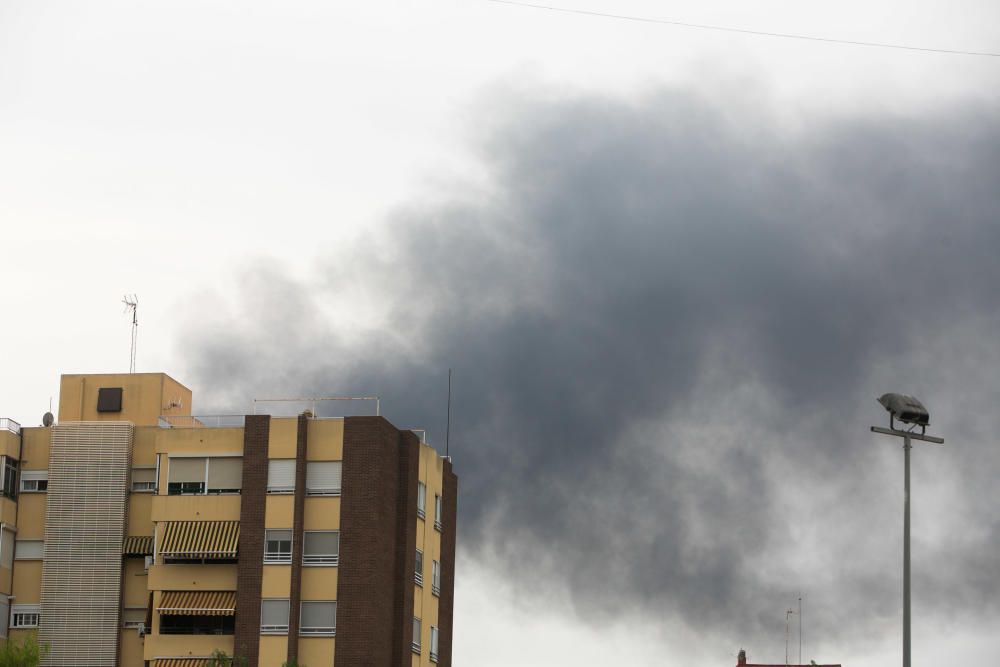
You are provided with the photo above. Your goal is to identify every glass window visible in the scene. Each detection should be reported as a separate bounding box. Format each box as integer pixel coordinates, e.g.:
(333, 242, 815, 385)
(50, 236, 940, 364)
(303, 531, 339, 565)
(434, 494, 443, 530)
(11, 605, 40, 629)
(159, 614, 234, 635)
(306, 461, 342, 496)
(300, 601, 336, 635)
(267, 460, 295, 494)
(1, 457, 18, 500)
(264, 530, 293, 564)
(206, 458, 242, 494)
(415, 550, 424, 586)
(432, 560, 441, 595)
(417, 481, 426, 518)
(261, 599, 289, 634)
(430, 626, 440, 663)
(131, 467, 156, 492)
(167, 457, 205, 495)
(412, 617, 422, 653)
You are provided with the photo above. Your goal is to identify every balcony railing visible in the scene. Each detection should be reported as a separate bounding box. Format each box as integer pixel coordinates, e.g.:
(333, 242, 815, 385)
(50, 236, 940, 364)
(0, 418, 21, 435)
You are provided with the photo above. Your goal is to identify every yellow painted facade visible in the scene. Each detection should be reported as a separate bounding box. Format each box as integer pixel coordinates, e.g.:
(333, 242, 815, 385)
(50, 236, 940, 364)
(3, 372, 452, 666)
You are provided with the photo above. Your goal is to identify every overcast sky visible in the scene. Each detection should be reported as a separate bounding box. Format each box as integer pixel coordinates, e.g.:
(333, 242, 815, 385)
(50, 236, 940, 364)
(2, 2, 999, 665)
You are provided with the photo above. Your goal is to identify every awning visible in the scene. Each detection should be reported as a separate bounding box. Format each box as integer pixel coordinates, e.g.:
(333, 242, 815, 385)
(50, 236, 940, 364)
(122, 535, 154, 556)
(159, 521, 239, 558)
(158, 590, 236, 616)
(153, 659, 211, 667)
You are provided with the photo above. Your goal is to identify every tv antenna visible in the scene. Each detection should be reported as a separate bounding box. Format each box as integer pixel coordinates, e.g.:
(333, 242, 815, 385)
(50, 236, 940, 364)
(123, 295, 138, 373)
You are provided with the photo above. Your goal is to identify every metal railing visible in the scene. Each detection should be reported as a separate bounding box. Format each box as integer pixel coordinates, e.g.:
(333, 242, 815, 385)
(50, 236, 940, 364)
(252, 396, 380, 418)
(157, 415, 246, 429)
(0, 418, 21, 435)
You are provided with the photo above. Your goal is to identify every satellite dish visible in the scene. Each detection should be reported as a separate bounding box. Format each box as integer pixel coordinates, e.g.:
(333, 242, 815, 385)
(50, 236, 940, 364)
(42, 412, 54, 427)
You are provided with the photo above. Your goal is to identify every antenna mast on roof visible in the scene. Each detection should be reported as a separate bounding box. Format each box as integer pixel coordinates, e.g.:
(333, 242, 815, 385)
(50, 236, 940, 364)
(123, 295, 138, 374)
(445, 368, 452, 459)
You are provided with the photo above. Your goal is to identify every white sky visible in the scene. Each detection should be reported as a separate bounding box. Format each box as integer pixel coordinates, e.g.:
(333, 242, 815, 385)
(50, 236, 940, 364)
(1, 1, 998, 664)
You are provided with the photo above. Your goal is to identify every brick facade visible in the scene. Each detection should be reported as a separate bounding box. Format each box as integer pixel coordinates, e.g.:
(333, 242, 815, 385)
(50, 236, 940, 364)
(438, 459, 458, 667)
(335, 417, 419, 667)
(234, 414, 270, 666)
(286, 413, 309, 661)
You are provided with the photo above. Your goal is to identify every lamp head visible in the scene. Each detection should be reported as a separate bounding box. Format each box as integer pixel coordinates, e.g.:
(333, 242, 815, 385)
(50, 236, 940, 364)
(877, 393, 930, 426)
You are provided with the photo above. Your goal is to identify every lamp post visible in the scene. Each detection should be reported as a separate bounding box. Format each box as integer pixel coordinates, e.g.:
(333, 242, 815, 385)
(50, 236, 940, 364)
(871, 393, 944, 667)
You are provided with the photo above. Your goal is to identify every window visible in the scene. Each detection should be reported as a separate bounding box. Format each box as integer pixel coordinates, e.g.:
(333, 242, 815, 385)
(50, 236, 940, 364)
(167, 457, 242, 495)
(11, 605, 40, 629)
(300, 601, 336, 635)
(414, 549, 424, 586)
(432, 560, 441, 596)
(430, 626, 440, 663)
(434, 494, 443, 531)
(160, 614, 234, 635)
(131, 467, 156, 492)
(96, 387, 123, 412)
(416, 481, 426, 518)
(306, 461, 341, 496)
(261, 599, 289, 634)
(167, 457, 205, 495)
(0, 597, 8, 639)
(264, 530, 292, 564)
(267, 460, 295, 494)
(303, 531, 339, 565)
(15, 540, 43, 560)
(1, 457, 17, 500)
(122, 608, 146, 630)
(412, 617, 422, 654)
(0, 528, 14, 569)
(207, 458, 242, 494)
(19, 470, 47, 493)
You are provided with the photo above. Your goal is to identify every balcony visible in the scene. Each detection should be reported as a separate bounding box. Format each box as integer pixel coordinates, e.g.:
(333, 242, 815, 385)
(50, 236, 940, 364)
(0, 418, 20, 435)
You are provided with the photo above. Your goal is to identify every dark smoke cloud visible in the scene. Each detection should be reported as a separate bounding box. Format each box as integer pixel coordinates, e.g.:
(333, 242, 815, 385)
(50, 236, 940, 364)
(179, 88, 1000, 651)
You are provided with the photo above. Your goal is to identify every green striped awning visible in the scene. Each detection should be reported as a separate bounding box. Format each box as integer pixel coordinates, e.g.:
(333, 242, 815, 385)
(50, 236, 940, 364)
(122, 535, 154, 556)
(159, 521, 239, 558)
(157, 590, 236, 616)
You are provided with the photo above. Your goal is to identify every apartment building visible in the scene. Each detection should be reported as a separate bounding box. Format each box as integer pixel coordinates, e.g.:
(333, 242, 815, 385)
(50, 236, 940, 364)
(0, 372, 457, 667)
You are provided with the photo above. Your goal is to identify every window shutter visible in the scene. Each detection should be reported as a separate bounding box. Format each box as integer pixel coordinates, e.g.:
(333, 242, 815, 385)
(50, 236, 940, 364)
(301, 601, 336, 630)
(168, 458, 205, 483)
(267, 529, 293, 543)
(304, 531, 340, 555)
(131, 468, 155, 484)
(268, 460, 296, 492)
(306, 461, 342, 495)
(431, 626, 439, 654)
(15, 540, 43, 560)
(413, 617, 422, 646)
(261, 599, 289, 627)
(0, 596, 7, 638)
(20, 470, 47, 482)
(0, 529, 13, 569)
(207, 458, 242, 491)
(417, 482, 427, 513)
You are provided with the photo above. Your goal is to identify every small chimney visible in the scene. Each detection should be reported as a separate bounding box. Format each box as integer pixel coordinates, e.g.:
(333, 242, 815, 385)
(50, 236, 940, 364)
(737, 649, 747, 666)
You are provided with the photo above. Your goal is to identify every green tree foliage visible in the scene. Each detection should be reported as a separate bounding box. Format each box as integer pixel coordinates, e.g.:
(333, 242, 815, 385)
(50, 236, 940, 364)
(0, 636, 50, 667)
(282, 659, 307, 667)
(205, 648, 248, 667)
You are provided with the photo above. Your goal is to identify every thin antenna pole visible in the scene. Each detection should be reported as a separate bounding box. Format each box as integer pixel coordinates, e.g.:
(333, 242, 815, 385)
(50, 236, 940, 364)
(445, 368, 452, 458)
(123, 295, 138, 374)
(799, 595, 802, 665)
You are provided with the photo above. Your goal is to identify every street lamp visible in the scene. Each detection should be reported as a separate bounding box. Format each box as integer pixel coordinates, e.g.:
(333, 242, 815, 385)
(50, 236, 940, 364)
(871, 393, 944, 667)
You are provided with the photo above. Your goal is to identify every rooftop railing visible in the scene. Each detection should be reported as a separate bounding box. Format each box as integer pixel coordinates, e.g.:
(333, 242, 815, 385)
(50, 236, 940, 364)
(0, 418, 21, 435)
(158, 415, 246, 429)
(252, 396, 381, 418)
